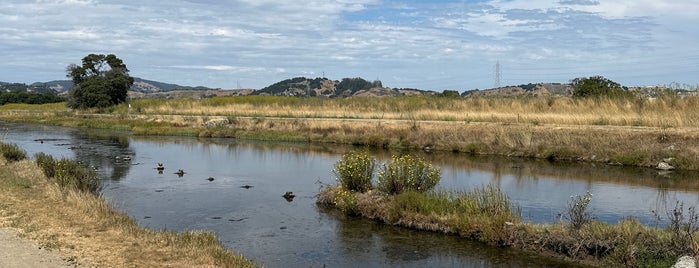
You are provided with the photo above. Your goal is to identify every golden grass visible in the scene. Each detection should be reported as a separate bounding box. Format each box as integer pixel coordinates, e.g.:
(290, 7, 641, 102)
(0, 159, 256, 267)
(130, 95, 699, 128)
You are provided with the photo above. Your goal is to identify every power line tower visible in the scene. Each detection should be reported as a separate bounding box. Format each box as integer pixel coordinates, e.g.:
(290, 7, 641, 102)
(495, 61, 501, 88)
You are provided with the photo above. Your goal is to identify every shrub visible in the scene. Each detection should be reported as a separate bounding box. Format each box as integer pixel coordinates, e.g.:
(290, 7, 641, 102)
(0, 142, 27, 162)
(54, 159, 102, 194)
(334, 149, 376, 192)
(35, 152, 56, 178)
(565, 191, 593, 229)
(377, 154, 441, 195)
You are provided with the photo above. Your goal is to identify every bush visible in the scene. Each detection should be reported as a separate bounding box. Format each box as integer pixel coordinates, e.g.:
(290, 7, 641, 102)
(565, 191, 593, 229)
(35, 152, 57, 178)
(334, 150, 375, 192)
(54, 159, 102, 194)
(0, 142, 27, 162)
(377, 154, 441, 195)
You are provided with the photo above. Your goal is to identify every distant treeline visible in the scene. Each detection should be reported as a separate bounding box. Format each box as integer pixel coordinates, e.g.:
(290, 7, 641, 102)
(0, 91, 64, 105)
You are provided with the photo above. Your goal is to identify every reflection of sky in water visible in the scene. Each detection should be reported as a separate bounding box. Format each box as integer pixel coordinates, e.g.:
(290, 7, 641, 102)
(439, 165, 699, 225)
(3, 122, 698, 267)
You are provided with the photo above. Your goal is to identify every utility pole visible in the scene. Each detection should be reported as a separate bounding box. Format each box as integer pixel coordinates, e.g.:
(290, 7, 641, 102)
(495, 61, 501, 88)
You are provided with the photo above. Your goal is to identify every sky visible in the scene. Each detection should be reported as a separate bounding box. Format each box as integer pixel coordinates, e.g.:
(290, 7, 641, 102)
(1, 0, 697, 91)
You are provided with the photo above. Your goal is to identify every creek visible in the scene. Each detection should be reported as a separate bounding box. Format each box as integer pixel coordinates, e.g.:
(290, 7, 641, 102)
(3, 122, 698, 267)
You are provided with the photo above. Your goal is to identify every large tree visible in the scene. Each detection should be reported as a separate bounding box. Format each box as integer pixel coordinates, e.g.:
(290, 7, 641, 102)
(571, 75, 631, 99)
(66, 54, 133, 109)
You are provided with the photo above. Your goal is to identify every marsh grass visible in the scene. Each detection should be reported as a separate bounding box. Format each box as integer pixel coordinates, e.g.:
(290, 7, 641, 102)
(0, 156, 256, 267)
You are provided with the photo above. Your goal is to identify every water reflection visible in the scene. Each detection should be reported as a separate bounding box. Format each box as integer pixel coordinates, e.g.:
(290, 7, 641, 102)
(0, 122, 134, 181)
(327, 208, 583, 268)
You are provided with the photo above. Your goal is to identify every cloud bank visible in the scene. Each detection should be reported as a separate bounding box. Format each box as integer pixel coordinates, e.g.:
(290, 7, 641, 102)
(1, 0, 697, 90)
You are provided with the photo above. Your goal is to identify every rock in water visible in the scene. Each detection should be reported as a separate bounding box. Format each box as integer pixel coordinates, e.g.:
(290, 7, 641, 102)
(282, 191, 296, 202)
(656, 161, 675, 170)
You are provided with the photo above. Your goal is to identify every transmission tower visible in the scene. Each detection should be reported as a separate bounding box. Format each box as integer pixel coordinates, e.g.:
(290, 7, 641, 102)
(495, 61, 501, 88)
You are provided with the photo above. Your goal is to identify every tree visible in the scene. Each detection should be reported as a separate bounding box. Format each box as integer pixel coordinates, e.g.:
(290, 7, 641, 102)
(66, 54, 133, 109)
(571, 76, 631, 99)
(440, 89, 461, 98)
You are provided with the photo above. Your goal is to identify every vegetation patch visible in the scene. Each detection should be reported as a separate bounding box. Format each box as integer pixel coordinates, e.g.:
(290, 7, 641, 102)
(34, 153, 101, 194)
(334, 149, 376, 193)
(377, 154, 441, 194)
(0, 141, 27, 162)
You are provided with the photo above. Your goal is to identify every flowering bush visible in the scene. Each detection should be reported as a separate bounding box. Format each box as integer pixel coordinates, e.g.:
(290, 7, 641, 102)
(334, 150, 376, 193)
(565, 191, 593, 229)
(377, 154, 441, 195)
(333, 188, 359, 215)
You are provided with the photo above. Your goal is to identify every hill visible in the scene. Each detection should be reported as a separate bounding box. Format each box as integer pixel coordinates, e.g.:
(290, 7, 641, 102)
(1, 78, 217, 95)
(255, 77, 432, 98)
(462, 83, 572, 97)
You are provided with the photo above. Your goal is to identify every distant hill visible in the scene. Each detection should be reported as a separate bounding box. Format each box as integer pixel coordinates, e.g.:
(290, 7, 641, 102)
(2, 78, 216, 95)
(255, 77, 433, 97)
(462, 83, 572, 97)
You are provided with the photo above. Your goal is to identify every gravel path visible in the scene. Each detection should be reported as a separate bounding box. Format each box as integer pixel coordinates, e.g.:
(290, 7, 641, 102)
(0, 228, 75, 268)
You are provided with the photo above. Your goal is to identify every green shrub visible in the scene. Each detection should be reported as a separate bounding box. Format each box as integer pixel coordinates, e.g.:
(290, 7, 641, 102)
(377, 154, 441, 195)
(35, 152, 56, 178)
(54, 159, 102, 194)
(0, 142, 27, 162)
(334, 149, 375, 192)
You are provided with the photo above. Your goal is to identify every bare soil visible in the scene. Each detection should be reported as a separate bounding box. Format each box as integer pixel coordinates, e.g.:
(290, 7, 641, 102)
(0, 228, 76, 268)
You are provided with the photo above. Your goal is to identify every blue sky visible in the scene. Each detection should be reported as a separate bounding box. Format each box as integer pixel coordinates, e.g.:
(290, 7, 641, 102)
(1, 0, 697, 91)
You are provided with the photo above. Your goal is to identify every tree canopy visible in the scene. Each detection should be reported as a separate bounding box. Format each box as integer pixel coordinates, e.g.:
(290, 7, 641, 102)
(0, 91, 64, 105)
(571, 76, 631, 99)
(66, 54, 133, 109)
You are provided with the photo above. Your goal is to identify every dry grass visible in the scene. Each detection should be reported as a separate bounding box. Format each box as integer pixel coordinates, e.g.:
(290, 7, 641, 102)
(0, 159, 256, 267)
(130, 95, 699, 128)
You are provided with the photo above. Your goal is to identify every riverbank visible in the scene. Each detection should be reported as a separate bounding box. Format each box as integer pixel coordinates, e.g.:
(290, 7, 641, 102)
(0, 155, 256, 267)
(1, 97, 698, 170)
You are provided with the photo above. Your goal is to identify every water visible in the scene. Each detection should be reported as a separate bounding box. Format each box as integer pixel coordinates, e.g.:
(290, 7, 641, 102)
(3, 122, 698, 267)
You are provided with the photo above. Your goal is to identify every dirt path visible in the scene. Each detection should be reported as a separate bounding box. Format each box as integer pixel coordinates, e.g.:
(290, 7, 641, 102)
(0, 228, 75, 268)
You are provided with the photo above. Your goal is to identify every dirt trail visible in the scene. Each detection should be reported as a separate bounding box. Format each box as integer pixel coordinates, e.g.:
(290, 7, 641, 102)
(0, 228, 75, 268)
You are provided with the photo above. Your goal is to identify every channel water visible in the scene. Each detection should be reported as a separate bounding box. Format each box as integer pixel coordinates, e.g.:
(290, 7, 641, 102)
(3, 122, 698, 267)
